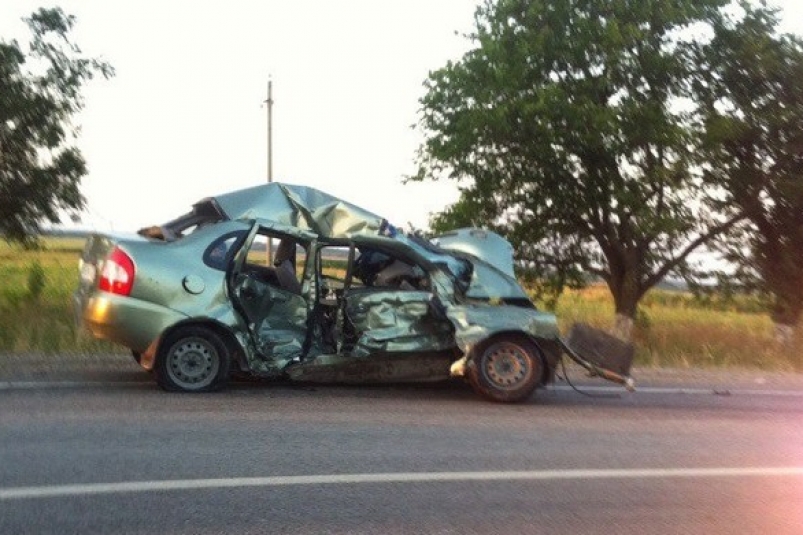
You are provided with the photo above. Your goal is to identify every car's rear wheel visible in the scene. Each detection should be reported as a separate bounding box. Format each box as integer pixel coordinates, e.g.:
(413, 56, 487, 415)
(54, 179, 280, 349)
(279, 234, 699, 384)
(155, 326, 230, 392)
(467, 335, 543, 403)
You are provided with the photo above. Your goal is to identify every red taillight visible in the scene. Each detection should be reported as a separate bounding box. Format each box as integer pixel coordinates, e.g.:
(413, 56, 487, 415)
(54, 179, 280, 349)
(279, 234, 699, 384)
(98, 247, 135, 296)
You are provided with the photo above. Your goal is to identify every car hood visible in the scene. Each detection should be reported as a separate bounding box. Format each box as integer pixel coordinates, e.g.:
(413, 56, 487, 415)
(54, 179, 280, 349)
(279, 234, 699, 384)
(430, 228, 516, 278)
(212, 182, 387, 239)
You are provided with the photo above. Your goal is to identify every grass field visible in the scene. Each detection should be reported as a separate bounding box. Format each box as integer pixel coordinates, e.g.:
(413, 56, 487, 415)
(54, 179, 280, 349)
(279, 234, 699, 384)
(0, 237, 120, 355)
(1, 237, 800, 371)
(549, 286, 801, 371)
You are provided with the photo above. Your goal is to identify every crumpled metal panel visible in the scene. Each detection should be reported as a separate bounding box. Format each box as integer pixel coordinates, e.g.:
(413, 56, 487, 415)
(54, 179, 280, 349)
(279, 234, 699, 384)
(431, 228, 516, 278)
(250, 290, 308, 372)
(212, 182, 385, 238)
(446, 302, 560, 355)
(231, 273, 309, 374)
(463, 261, 531, 301)
(391, 234, 472, 284)
(344, 290, 455, 358)
(565, 323, 634, 377)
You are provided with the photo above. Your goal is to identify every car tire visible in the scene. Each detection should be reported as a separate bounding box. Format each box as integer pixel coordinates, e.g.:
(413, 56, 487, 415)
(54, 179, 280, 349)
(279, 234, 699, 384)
(155, 326, 231, 392)
(467, 335, 543, 403)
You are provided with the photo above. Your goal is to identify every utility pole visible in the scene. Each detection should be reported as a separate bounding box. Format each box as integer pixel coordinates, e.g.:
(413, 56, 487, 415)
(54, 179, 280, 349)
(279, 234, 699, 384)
(266, 78, 273, 184)
(264, 77, 274, 265)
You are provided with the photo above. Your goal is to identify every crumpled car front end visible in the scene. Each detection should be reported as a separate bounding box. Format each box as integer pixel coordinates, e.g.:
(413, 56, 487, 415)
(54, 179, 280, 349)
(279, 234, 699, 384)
(276, 228, 565, 402)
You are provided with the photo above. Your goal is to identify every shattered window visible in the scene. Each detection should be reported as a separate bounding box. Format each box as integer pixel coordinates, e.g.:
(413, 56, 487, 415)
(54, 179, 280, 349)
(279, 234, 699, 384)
(395, 234, 471, 288)
(139, 200, 227, 241)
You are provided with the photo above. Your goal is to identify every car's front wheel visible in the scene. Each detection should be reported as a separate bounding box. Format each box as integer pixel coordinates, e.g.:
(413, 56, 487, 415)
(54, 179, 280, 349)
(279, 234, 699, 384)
(155, 326, 231, 392)
(467, 335, 543, 403)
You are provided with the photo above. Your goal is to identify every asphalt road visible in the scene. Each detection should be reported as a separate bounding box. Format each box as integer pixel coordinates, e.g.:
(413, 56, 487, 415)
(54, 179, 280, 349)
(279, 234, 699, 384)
(1, 364, 802, 534)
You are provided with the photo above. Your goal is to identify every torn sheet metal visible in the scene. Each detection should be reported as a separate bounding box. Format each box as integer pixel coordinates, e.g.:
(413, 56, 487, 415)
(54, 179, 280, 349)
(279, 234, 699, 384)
(233, 275, 308, 374)
(565, 323, 634, 376)
(384, 233, 529, 302)
(561, 323, 636, 390)
(446, 303, 560, 357)
(252, 293, 307, 363)
(344, 290, 455, 358)
(431, 228, 517, 278)
(212, 183, 386, 238)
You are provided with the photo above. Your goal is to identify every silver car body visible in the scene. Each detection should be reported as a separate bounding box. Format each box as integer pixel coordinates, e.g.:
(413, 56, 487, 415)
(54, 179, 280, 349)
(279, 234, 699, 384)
(74, 183, 563, 398)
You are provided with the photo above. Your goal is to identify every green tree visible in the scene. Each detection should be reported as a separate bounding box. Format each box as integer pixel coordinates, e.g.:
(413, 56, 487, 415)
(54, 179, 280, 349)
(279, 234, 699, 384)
(0, 7, 113, 246)
(413, 0, 741, 339)
(694, 3, 803, 344)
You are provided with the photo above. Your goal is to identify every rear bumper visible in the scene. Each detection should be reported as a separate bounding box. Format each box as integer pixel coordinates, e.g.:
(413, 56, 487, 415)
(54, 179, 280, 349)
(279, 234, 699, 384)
(73, 291, 188, 353)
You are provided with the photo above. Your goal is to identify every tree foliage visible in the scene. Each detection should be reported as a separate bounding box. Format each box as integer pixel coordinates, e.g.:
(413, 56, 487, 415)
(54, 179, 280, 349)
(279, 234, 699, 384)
(413, 0, 744, 336)
(0, 7, 113, 245)
(694, 2, 803, 331)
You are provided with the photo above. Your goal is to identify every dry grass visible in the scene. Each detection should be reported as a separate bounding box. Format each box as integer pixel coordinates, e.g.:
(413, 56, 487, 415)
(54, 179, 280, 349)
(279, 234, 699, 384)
(549, 285, 801, 372)
(0, 238, 120, 354)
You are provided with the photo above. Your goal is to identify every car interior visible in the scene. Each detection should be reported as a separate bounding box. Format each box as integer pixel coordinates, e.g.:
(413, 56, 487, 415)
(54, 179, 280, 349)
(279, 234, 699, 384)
(231, 230, 448, 363)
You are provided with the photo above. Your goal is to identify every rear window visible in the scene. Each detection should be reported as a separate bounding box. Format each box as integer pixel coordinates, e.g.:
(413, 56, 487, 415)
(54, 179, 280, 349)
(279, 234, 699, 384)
(139, 199, 227, 241)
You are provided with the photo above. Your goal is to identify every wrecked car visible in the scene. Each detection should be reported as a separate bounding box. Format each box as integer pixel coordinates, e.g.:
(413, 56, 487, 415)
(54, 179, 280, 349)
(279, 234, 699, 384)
(74, 183, 629, 402)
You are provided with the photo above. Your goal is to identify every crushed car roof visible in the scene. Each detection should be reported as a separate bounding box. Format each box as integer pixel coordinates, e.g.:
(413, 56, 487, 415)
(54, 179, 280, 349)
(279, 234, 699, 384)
(210, 182, 388, 239)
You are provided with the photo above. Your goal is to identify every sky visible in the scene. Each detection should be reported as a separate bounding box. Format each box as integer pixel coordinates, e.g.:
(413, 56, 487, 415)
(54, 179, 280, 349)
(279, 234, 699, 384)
(2, 0, 802, 234)
(2, 0, 478, 232)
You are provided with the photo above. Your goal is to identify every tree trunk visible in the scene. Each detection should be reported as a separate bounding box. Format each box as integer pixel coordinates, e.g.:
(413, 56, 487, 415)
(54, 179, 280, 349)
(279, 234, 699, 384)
(770, 292, 802, 348)
(613, 313, 635, 341)
(773, 322, 795, 347)
(608, 270, 642, 342)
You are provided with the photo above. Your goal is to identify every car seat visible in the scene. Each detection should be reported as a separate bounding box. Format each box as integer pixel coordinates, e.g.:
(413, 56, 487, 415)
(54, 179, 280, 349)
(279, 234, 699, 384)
(273, 239, 302, 295)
